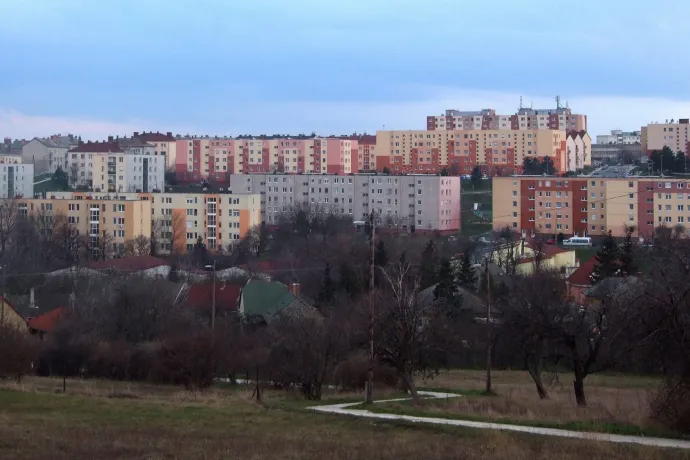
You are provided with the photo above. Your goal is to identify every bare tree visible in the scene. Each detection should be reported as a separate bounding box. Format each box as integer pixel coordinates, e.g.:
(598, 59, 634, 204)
(0, 199, 19, 260)
(374, 258, 450, 401)
(125, 235, 151, 256)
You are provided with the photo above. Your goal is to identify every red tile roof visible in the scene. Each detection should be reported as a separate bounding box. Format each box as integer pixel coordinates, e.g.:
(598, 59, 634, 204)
(68, 141, 124, 153)
(538, 244, 571, 256)
(27, 307, 65, 333)
(186, 282, 243, 311)
(86, 255, 169, 272)
(567, 257, 598, 286)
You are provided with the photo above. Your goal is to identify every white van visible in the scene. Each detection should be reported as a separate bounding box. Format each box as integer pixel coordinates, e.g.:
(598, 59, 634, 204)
(563, 236, 592, 247)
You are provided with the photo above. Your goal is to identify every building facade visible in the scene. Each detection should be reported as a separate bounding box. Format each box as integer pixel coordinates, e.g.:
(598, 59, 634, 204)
(46, 191, 261, 254)
(596, 130, 641, 145)
(375, 129, 573, 176)
(642, 119, 690, 155)
(426, 106, 587, 133)
(21, 135, 78, 175)
(229, 173, 461, 233)
(494, 176, 690, 239)
(565, 131, 592, 172)
(0, 163, 34, 198)
(133, 132, 177, 169)
(67, 139, 164, 190)
(174, 137, 361, 183)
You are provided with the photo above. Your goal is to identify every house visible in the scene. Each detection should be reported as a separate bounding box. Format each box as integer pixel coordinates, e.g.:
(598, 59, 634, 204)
(238, 280, 314, 323)
(85, 255, 171, 278)
(583, 276, 644, 307)
(8, 288, 71, 338)
(567, 257, 599, 304)
(185, 282, 244, 320)
(0, 297, 28, 332)
(488, 240, 579, 276)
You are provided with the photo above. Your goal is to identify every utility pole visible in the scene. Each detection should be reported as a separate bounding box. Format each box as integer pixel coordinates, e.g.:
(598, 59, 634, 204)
(205, 261, 217, 330)
(0, 266, 4, 326)
(365, 210, 376, 404)
(484, 259, 493, 394)
(212, 261, 216, 331)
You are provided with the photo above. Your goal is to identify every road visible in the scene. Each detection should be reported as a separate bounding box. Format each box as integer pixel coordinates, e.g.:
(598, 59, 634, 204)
(309, 391, 690, 450)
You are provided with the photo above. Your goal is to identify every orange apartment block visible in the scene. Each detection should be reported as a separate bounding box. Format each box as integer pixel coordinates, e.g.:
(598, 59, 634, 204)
(494, 176, 690, 239)
(375, 129, 569, 176)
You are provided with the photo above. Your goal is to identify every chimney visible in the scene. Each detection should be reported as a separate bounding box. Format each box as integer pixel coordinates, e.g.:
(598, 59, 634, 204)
(290, 282, 301, 297)
(29, 287, 36, 309)
(167, 132, 173, 137)
(107, 136, 114, 143)
(133, 132, 139, 137)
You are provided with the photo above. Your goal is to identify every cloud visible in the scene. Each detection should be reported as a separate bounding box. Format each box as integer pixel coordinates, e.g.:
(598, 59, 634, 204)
(4, 88, 690, 141)
(208, 87, 690, 137)
(0, 108, 196, 141)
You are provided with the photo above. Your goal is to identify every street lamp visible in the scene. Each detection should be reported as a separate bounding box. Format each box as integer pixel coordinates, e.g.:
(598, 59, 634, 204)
(205, 261, 216, 330)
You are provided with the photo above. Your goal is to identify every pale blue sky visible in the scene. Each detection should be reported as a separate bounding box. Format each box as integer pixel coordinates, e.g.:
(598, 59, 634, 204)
(2, 0, 690, 139)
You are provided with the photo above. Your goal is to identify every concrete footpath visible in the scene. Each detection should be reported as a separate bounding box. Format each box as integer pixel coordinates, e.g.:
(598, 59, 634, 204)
(308, 391, 690, 450)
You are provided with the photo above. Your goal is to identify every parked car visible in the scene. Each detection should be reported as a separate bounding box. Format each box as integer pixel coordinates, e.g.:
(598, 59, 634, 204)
(545, 238, 556, 245)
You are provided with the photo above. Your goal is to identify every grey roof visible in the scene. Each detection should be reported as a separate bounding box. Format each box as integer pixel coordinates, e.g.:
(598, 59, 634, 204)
(35, 135, 78, 149)
(584, 276, 644, 302)
(418, 283, 486, 315)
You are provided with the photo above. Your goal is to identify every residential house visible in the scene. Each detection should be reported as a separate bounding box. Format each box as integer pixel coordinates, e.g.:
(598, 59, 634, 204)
(185, 282, 244, 321)
(237, 280, 314, 323)
(85, 255, 171, 278)
(567, 257, 599, 304)
(0, 297, 28, 331)
(489, 240, 579, 276)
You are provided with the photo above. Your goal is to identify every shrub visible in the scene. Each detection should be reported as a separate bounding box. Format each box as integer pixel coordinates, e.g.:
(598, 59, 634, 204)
(0, 323, 40, 381)
(650, 377, 690, 434)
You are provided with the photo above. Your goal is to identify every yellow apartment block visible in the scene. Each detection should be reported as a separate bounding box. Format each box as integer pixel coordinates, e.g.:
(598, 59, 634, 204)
(41, 191, 262, 254)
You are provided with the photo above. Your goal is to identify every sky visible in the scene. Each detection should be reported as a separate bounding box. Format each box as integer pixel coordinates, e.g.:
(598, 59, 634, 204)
(2, 0, 690, 140)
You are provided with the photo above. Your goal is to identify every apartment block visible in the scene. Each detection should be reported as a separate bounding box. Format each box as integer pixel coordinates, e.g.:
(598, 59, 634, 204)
(0, 163, 34, 198)
(596, 130, 641, 145)
(133, 131, 177, 169)
(174, 137, 361, 183)
(427, 105, 587, 133)
(16, 194, 152, 258)
(494, 176, 690, 239)
(565, 131, 592, 172)
(375, 129, 574, 176)
(21, 134, 78, 175)
(48, 191, 261, 254)
(229, 174, 461, 233)
(91, 153, 165, 193)
(67, 139, 164, 190)
(641, 119, 690, 155)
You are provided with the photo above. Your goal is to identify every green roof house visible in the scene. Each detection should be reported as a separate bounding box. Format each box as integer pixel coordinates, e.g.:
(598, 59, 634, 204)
(238, 280, 316, 323)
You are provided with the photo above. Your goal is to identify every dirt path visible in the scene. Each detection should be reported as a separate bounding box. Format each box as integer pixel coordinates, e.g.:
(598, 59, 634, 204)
(309, 391, 690, 450)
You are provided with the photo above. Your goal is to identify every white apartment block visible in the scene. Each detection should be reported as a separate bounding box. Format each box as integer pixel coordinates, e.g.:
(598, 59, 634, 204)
(67, 138, 164, 190)
(0, 163, 34, 198)
(92, 154, 165, 193)
(596, 130, 641, 145)
(229, 174, 461, 233)
(21, 135, 78, 175)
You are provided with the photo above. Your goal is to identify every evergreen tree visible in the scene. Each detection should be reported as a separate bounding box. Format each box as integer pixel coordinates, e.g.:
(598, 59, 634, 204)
(420, 239, 439, 289)
(318, 263, 335, 305)
(338, 262, 361, 298)
(434, 258, 463, 319)
(456, 250, 477, 291)
(470, 166, 482, 188)
(619, 228, 637, 276)
(375, 240, 388, 267)
(590, 230, 620, 284)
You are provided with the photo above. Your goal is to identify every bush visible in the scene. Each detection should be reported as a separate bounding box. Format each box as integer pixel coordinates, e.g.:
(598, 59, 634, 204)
(0, 324, 40, 381)
(153, 330, 218, 390)
(650, 377, 690, 434)
(333, 351, 398, 391)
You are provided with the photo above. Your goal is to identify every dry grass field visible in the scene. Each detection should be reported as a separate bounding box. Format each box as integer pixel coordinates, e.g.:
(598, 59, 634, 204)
(0, 374, 688, 460)
(379, 369, 674, 437)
